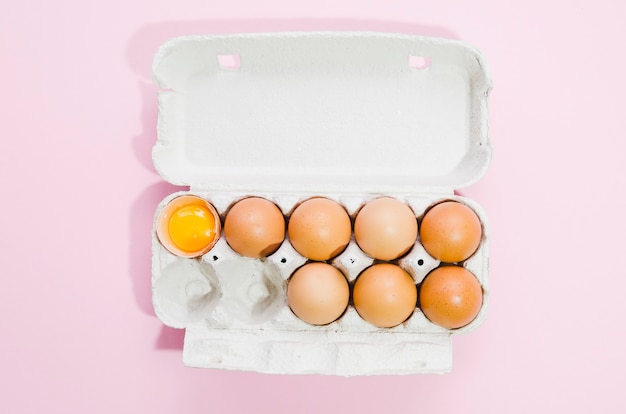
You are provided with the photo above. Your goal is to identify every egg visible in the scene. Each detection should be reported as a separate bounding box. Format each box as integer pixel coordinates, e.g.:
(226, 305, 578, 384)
(353, 264, 417, 328)
(354, 197, 417, 260)
(156, 195, 221, 258)
(419, 201, 482, 263)
(419, 265, 483, 329)
(223, 197, 286, 258)
(287, 197, 352, 261)
(287, 262, 350, 325)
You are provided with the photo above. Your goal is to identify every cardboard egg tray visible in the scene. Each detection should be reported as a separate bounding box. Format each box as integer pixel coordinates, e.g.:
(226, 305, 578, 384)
(151, 32, 492, 375)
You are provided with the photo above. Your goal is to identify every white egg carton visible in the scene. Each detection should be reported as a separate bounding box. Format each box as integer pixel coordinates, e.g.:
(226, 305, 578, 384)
(151, 32, 492, 376)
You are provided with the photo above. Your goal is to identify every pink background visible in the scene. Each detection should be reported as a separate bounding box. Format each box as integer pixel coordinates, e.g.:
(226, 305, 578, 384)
(2, 1, 625, 412)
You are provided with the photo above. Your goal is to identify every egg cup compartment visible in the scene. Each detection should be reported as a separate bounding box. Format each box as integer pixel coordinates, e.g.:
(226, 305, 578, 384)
(152, 258, 221, 329)
(151, 33, 491, 375)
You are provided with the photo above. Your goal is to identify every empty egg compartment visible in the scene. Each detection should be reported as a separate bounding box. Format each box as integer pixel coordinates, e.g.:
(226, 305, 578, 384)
(151, 191, 489, 374)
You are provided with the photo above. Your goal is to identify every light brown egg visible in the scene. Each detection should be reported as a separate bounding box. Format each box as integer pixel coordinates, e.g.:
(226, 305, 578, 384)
(287, 197, 352, 261)
(223, 197, 285, 258)
(419, 265, 483, 329)
(419, 201, 482, 263)
(353, 264, 417, 328)
(287, 262, 350, 325)
(354, 197, 418, 260)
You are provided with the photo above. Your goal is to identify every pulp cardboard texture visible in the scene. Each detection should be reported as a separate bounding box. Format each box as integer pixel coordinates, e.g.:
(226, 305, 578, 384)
(151, 32, 492, 376)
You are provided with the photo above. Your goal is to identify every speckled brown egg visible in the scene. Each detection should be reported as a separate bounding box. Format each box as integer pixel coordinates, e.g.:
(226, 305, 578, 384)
(419, 201, 482, 263)
(419, 265, 483, 329)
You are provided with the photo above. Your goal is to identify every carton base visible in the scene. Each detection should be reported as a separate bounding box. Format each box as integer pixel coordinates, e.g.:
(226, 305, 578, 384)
(183, 325, 452, 376)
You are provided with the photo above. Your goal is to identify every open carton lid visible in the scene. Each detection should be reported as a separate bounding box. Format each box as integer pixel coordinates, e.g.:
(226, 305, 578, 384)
(152, 32, 492, 194)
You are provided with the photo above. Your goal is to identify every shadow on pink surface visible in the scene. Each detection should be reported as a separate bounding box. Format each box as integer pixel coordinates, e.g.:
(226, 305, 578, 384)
(129, 181, 183, 317)
(132, 79, 161, 173)
(155, 325, 186, 350)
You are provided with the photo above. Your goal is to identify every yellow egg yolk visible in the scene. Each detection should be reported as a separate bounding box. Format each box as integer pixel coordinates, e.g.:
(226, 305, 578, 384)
(168, 204, 218, 253)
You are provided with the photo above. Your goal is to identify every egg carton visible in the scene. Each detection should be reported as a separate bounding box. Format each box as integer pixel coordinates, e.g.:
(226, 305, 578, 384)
(151, 32, 492, 375)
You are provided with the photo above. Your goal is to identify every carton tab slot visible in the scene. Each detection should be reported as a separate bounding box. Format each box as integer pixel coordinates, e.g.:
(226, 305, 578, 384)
(409, 54, 431, 70)
(217, 53, 241, 70)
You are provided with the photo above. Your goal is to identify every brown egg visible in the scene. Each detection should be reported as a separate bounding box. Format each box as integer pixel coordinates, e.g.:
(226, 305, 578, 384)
(224, 197, 285, 258)
(287, 197, 352, 261)
(287, 262, 350, 325)
(419, 265, 483, 329)
(419, 201, 482, 263)
(354, 197, 418, 260)
(353, 264, 417, 328)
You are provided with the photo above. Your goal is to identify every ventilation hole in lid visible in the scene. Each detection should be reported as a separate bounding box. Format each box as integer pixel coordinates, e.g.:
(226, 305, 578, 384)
(409, 55, 431, 70)
(212, 255, 219, 261)
(280, 258, 287, 264)
(217, 53, 241, 70)
(417, 259, 424, 266)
